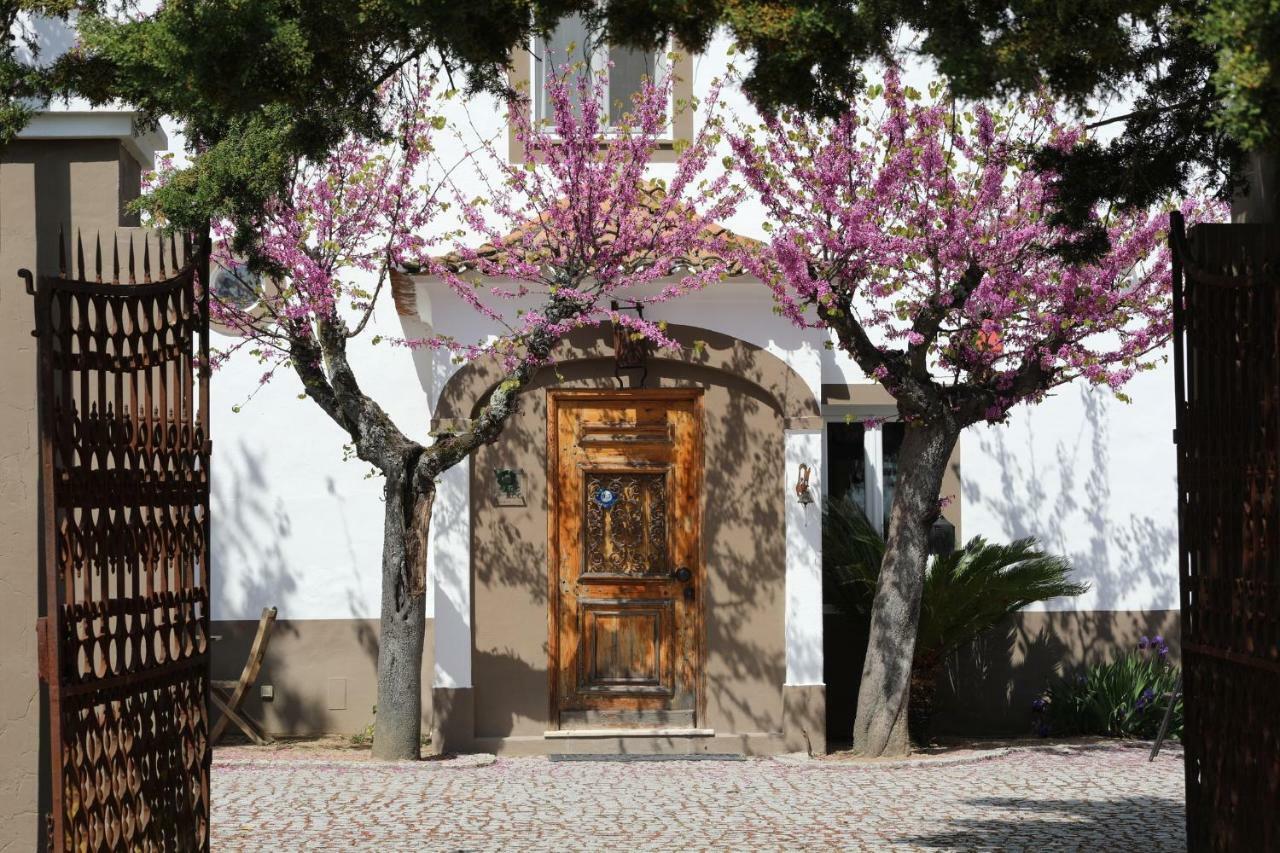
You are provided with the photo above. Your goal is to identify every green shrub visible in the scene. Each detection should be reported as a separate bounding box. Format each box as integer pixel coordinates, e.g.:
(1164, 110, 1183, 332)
(824, 495, 1088, 743)
(1032, 638, 1182, 739)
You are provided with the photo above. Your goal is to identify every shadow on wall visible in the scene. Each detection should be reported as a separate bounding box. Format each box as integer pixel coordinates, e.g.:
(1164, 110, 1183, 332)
(209, 438, 418, 736)
(827, 384, 1180, 742)
(693, 348, 788, 735)
(963, 384, 1178, 611)
(210, 439, 301, 620)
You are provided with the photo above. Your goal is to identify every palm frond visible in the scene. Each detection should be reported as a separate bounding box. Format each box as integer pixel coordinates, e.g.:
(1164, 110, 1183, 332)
(822, 495, 883, 616)
(822, 497, 1089, 662)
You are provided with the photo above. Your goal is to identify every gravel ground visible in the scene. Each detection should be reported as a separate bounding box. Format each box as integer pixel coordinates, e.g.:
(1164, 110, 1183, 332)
(211, 740, 1185, 851)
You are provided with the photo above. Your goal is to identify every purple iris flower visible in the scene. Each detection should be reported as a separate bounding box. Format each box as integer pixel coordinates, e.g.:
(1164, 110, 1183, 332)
(1138, 636, 1150, 650)
(1031, 697, 1047, 712)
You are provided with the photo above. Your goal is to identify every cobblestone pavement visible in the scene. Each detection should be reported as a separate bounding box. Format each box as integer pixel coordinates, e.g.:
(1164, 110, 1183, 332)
(211, 742, 1185, 851)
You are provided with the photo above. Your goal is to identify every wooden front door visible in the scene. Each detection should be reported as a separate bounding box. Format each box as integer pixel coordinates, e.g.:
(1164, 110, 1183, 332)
(549, 390, 703, 729)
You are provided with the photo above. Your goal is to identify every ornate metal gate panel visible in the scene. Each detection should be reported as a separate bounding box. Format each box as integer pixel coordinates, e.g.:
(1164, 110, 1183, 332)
(26, 232, 211, 851)
(1171, 212, 1280, 851)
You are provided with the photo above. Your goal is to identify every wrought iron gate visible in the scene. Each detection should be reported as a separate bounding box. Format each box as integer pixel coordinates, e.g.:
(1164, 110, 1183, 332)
(26, 231, 211, 851)
(1170, 212, 1280, 851)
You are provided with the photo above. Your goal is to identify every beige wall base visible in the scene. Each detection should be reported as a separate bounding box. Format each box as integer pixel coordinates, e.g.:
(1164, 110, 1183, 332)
(826, 608, 1182, 741)
(210, 617, 434, 739)
(932, 609, 1181, 736)
(783, 684, 827, 755)
(430, 686, 475, 755)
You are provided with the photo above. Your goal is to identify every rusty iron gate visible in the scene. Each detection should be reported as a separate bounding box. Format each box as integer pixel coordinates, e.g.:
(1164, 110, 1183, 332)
(1170, 212, 1280, 851)
(25, 231, 212, 851)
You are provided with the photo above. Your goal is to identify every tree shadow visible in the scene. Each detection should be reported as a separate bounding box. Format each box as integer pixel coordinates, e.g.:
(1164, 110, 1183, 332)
(209, 439, 415, 737)
(962, 384, 1178, 611)
(894, 795, 1185, 850)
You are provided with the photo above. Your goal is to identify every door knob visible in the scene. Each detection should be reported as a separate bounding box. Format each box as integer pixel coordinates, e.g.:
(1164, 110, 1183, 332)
(673, 566, 692, 583)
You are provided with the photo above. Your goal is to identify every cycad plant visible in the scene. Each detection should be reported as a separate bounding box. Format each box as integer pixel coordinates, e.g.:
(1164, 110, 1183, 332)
(824, 496, 1089, 744)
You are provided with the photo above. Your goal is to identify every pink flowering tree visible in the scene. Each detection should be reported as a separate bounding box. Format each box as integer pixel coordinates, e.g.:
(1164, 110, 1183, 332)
(207, 61, 733, 759)
(730, 73, 1200, 757)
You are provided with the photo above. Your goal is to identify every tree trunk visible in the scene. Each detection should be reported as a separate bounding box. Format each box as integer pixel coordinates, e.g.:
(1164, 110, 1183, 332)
(371, 461, 434, 761)
(907, 653, 942, 747)
(851, 419, 958, 757)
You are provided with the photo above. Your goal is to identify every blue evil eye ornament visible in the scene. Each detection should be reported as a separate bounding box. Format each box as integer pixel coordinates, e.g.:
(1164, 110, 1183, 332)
(593, 487, 619, 509)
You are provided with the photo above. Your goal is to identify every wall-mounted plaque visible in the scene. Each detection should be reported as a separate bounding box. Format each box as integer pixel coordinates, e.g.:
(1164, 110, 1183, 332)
(494, 468, 526, 506)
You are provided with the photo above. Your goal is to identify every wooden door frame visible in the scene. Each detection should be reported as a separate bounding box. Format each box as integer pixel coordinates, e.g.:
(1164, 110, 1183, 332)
(546, 388, 706, 730)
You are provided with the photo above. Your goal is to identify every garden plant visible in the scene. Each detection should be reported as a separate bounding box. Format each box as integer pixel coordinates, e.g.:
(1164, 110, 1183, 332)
(824, 495, 1088, 744)
(1032, 636, 1183, 740)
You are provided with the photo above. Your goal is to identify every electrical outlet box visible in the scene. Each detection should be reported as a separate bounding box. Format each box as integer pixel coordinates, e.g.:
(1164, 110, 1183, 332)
(327, 677, 348, 711)
(259, 684, 274, 701)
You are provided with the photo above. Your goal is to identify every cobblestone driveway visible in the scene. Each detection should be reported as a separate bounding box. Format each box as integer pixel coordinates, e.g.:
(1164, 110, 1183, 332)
(211, 742, 1184, 851)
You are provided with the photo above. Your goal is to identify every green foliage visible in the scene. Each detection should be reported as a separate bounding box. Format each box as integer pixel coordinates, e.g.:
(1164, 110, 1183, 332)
(824, 496, 1087, 666)
(12, 1, 1270, 246)
(52, 0, 578, 234)
(0, 1, 78, 146)
(1034, 648, 1183, 740)
(1193, 0, 1280, 152)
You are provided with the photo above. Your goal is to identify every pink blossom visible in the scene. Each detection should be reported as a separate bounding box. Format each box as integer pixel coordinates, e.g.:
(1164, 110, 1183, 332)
(729, 74, 1222, 425)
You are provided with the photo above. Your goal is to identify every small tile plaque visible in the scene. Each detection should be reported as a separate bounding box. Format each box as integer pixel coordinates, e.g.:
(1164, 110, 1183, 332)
(494, 468, 526, 506)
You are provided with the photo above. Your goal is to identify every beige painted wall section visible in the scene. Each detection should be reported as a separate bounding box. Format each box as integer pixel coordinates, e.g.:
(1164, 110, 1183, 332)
(210, 618, 435, 739)
(0, 145, 42, 853)
(932, 608, 1181, 736)
(469, 358, 788, 741)
(0, 138, 145, 850)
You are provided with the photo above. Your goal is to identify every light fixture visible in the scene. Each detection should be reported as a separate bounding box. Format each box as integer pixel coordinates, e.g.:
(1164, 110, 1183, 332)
(795, 463, 815, 508)
(928, 516, 956, 555)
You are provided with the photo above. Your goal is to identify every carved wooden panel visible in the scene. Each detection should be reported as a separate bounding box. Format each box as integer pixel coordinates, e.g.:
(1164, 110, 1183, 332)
(583, 472, 669, 577)
(579, 599, 674, 694)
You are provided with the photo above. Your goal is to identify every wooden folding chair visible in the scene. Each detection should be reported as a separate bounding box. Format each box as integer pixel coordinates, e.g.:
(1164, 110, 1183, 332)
(210, 606, 278, 746)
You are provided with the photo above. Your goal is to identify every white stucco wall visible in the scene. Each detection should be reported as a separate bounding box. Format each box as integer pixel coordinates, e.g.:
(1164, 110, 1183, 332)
(959, 356, 1180, 612)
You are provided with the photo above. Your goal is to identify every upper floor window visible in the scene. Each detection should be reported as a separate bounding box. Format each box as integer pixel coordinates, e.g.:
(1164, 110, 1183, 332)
(509, 13, 693, 163)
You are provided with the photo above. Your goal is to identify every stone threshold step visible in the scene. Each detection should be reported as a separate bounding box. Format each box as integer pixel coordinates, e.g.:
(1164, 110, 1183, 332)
(543, 728, 716, 739)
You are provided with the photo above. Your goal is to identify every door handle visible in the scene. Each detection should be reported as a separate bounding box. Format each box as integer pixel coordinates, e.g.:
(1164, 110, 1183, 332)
(673, 566, 692, 583)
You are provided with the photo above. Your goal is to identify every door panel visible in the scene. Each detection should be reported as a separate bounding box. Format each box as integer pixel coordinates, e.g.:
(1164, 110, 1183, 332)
(549, 390, 703, 727)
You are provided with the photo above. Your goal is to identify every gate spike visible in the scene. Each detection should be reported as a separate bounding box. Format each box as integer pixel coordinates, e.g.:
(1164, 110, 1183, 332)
(169, 232, 178, 272)
(58, 225, 67, 278)
(142, 236, 152, 283)
(112, 232, 120, 284)
(76, 229, 86, 282)
(158, 232, 167, 279)
(127, 234, 136, 284)
(94, 231, 103, 283)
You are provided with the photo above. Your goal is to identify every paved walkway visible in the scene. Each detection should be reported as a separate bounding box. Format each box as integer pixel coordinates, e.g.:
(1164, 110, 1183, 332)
(211, 742, 1185, 851)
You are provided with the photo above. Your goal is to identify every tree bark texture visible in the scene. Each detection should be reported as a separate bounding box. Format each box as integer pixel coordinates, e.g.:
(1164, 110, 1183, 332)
(851, 420, 959, 757)
(371, 463, 434, 760)
(287, 296, 583, 760)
